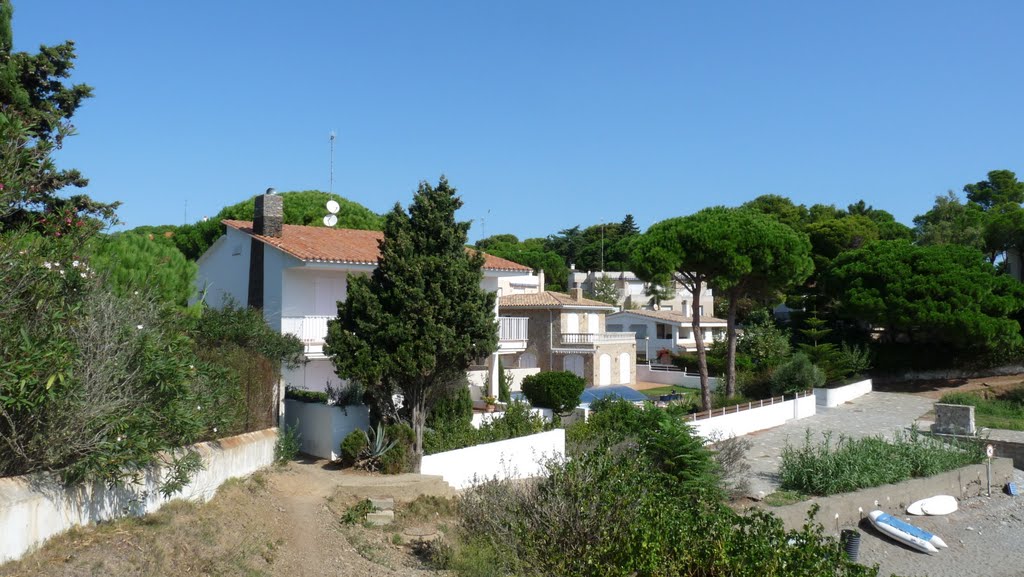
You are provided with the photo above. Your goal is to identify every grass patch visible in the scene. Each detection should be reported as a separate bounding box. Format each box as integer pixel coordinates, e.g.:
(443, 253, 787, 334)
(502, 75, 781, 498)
(940, 389, 1024, 431)
(780, 428, 985, 496)
(762, 490, 807, 507)
(640, 386, 700, 402)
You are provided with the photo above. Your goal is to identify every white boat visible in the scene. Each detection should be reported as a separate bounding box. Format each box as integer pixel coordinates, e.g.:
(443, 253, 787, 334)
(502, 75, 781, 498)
(907, 495, 958, 516)
(868, 510, 948, 554)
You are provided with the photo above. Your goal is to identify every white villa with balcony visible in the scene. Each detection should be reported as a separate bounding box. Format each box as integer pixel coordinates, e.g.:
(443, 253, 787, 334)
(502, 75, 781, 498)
(194, 194, 540, 398)
(606, 308, 727, 361)
(497, 289, 636, 386)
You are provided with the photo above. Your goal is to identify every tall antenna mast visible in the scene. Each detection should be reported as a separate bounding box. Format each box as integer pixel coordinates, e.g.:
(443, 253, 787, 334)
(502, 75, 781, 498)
(329, 130, 336, 194)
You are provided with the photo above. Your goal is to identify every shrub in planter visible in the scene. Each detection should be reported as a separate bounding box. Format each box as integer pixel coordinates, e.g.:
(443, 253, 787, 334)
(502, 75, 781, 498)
(340, 429, 368, 466)
(521, 371, 585, 415)
(284, 386, 329, 404)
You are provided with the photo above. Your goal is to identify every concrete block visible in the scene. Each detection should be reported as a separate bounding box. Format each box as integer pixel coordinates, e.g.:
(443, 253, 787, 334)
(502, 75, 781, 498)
(932, 403, 975, 435)
(366, 510, 394, 526)
(369, 497, 394, 511)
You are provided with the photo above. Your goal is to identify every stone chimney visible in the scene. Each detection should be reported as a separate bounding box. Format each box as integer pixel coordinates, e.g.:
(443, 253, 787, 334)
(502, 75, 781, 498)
(248, 190, 281, 310)
(571, 287, 583, 301)
(253, 192, 283, 238)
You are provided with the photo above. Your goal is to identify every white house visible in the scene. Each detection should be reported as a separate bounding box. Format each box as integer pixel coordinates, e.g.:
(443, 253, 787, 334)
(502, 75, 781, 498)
(195, 194, 540, 397)
(567, 268, 714, 313)
(606, 309, 727, 361)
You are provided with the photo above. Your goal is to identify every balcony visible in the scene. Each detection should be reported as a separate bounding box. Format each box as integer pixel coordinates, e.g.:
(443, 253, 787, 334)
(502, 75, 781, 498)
(282, 315, 332, 345)
(498, 316, 529, 353)
(560, 332, 636, 348)
(282, 315, 530, 355)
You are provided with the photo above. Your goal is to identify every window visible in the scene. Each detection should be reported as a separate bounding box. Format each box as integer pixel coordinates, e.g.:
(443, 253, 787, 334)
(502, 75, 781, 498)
(661, 305, 673, 311)
(699, 305, 704, 316)
(656, 323, 673, 339)
(606, 324, 624, 332)
(519, 352, 538, 369)
(629, 324, 647, 338)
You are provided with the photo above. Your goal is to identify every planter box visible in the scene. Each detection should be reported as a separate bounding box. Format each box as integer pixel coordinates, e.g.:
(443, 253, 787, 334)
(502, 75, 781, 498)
(813, 378, 872, 408)
(283, 399, 370, 460)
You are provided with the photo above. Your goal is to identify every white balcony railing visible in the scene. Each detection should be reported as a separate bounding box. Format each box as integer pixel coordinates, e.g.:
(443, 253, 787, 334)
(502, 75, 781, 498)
(499, 316, 529, 342)
(561, 332, 636, 347)
(282, 315, 333, 344)
(283, 315, 529, 348)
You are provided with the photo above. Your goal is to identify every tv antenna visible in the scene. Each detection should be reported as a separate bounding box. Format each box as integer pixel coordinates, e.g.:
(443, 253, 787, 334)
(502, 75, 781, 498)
(329, 130, 336, 194)
(323, 199, 340, 227)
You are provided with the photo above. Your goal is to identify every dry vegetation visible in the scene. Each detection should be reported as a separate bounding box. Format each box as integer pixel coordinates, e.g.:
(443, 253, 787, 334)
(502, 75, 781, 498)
(0, 465, 458, 577)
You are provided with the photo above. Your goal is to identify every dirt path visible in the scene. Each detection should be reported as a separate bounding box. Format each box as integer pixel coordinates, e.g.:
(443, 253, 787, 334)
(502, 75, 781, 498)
(0, 462, 457, 577)
(876, 373, 1024, 399)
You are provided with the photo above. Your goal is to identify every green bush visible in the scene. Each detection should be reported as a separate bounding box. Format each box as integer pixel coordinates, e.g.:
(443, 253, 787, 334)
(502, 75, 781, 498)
(780, 429, 985, 496)
(521, 371, 585, 414)
(424, 401, 545, 455)
(284, 387, 329, 404)
(274, 424, 301, 465)
(459, 419, 874, 577)
(340, 429, 368, 466)
(380, 422, 415, 474)
(428, 385, 473, 427)
(769, 353, 825, 395)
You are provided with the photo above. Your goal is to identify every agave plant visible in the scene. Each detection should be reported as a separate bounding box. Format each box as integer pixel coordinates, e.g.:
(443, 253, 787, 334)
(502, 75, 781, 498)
(354, 422, 398, 472)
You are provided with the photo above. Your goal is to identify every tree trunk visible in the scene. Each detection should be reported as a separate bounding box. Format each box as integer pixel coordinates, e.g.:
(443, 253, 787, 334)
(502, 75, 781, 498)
(411, 395, 426, 473)
(725, 289, 738, 398)
(692, 283, 711, 411)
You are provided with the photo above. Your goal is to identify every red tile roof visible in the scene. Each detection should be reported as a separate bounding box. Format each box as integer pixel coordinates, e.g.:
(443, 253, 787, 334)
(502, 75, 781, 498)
(499, 291, 617, 310)
(222, 220, 532, 271)
(609, 308, 727, 325)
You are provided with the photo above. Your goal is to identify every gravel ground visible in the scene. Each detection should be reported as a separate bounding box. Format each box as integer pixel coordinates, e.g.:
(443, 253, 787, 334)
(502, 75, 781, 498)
(856, 468, 1024, 577)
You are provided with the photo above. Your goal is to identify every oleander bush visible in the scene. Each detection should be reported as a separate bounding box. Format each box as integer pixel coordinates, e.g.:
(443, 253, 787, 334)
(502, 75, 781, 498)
(779, 428, 985, 496)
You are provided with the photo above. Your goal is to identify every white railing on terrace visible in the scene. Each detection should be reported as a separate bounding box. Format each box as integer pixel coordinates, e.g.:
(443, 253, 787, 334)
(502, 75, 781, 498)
(498, 317, 529, 342)
(281, 315, 332, 344)
(561, 332, 636, 346)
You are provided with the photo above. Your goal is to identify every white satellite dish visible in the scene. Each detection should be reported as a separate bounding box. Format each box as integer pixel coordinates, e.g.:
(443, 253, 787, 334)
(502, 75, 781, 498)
(323, 214, 338, 227)
(326, 200, 340, 214)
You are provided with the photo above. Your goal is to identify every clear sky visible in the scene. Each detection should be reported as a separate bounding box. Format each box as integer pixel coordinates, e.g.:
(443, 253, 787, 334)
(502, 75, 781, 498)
(12, 1, 1024, 242)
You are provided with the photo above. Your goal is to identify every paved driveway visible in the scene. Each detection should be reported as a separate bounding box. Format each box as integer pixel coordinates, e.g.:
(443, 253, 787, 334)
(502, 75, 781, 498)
(742, 391, 935, 497)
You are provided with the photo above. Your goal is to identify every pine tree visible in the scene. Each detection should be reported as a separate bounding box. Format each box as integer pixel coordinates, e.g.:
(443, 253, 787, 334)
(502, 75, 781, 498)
(325, 177, 498, 470)
(0, 0, 116, 229)
(620, 213, 640, 236)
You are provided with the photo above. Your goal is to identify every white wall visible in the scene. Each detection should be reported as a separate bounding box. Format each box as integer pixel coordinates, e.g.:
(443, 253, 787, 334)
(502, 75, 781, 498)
(813, 379, 872, 407)
(466, 367, 540, 392)
(194, 229, 250, 307)
(688, 394, 816, 440)
(283, 400, 370, 461)
(0, 429, 276, 565)
(636, 364, 720, 390)
(420, 429, 565, 489)
(283, 359, 345, 394)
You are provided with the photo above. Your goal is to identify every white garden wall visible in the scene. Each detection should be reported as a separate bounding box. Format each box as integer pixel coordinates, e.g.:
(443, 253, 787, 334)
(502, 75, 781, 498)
(688, 393, 816, 440)
(813, 378, 872, 407)
(283, 400, 370, 461)
(420, 429, 565, 489)
(0, 428, 276, 565)
(636, 364, 720, 390)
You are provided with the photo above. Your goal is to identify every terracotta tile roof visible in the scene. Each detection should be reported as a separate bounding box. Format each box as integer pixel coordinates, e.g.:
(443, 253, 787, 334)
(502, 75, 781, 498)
(499, 291, 617, 310)
(609, 308, 727, 325)
(222, 220, 532, 271)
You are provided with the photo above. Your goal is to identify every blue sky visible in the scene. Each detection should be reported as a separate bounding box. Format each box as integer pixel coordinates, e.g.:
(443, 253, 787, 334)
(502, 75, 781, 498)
(13, 1, 1024, 242)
